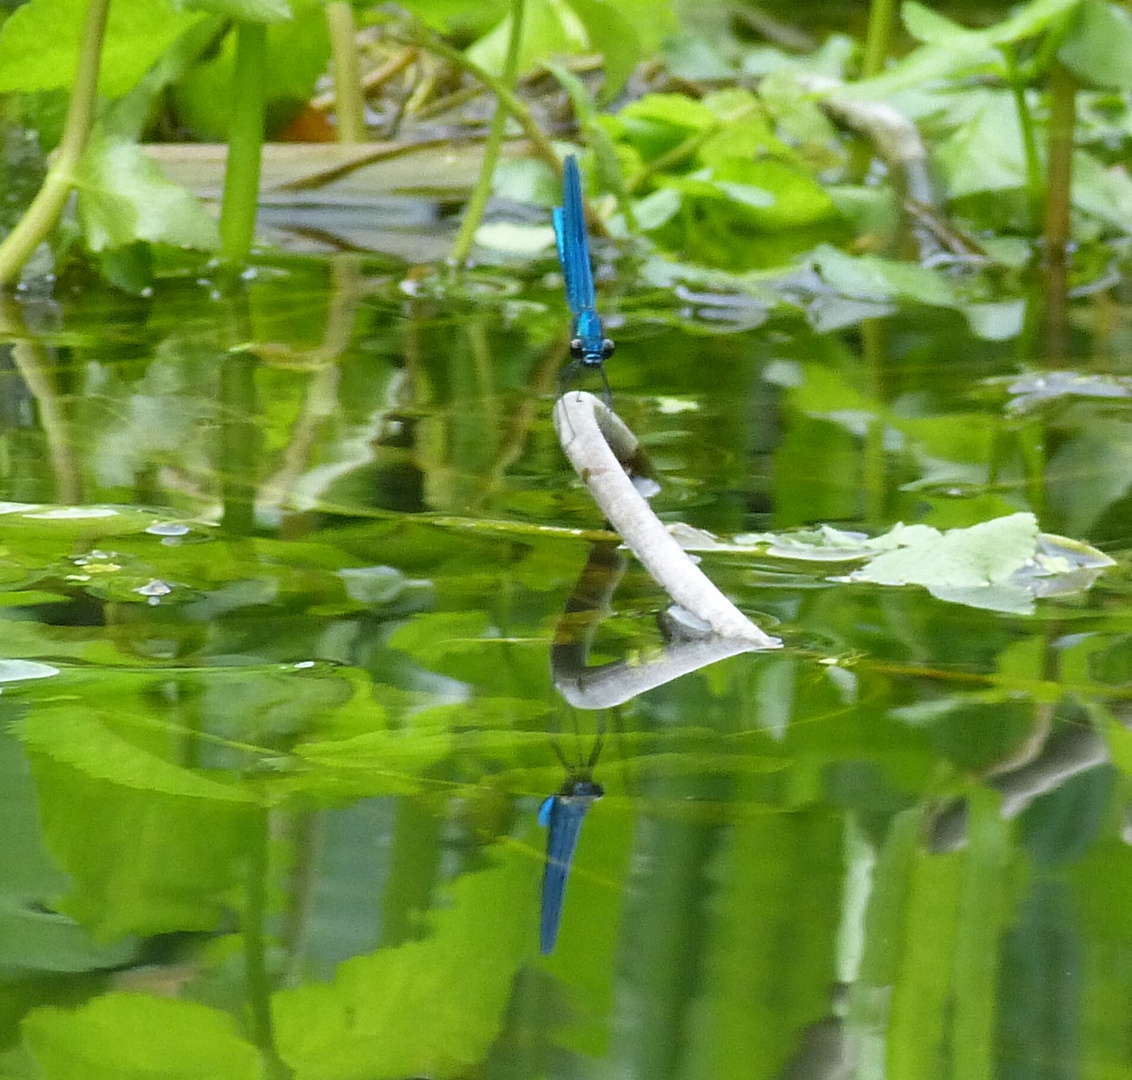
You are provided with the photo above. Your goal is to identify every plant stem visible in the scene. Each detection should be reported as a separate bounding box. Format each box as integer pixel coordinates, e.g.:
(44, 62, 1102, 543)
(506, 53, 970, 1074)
(326, 2, 366, 143)
(1004, 48, 1042, 231)
(449, 0, 527, 265)
(390, 24, 557, 172)
(1043, 58, 1075, 362)
(862, 0, 897, 78)
(1043, 59, 1075, 261)
(220, 22, 268, 264)
(0, 0, 109, 287)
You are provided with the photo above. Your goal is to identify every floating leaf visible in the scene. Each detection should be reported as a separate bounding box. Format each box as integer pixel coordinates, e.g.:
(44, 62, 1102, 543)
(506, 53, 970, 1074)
(840, 513, 1113, 613)
(675, 515, 1112, 613)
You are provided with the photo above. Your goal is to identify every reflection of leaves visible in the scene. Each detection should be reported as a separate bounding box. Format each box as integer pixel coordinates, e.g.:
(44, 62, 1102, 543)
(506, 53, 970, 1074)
(16, 708, 258, 803)
(0, 726, 138, 974)
(26, 743, 253, 939)
(273, 851, 531, 1080)
(23, 993, 261, 1080)
(999, 370, 1132, 415)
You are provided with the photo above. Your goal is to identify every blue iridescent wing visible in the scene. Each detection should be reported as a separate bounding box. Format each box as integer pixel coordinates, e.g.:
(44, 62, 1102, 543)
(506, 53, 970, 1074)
(539, 795, 592, 954)
(553, 155, 597, 318)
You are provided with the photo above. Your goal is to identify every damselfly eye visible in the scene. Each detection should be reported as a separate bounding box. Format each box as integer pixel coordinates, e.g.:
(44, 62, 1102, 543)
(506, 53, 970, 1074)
(600, 339, 615, 360)
(569, 338, 584, 359)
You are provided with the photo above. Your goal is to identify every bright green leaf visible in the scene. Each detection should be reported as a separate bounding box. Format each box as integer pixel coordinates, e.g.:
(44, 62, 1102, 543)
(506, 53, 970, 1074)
(76, 133, 220, 252)
(273, 852, 533, 1078)
(185, 0, 292, 21)
(902, 2, 976, 45)
(1059, 0, 1132, 89)
(0, 0, 204, 98)
(23, 994, 261, 1080)
(16, 707, 258, 803)
(903, 0, 1081, 46)
(568, 0, 643, 99)
(934, 92, 1026, 197)
(810, 245, 962, 306)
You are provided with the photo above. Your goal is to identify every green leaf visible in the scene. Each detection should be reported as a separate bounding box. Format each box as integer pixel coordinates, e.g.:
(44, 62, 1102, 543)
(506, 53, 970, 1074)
(185, 0, 292, 20)
(76, 133, 220, 252)
(934, 91, 1026, 197)
(16, 707, 258, 803)
(170, 0, 329, 140)
(1059, 0, 1132, 89)
(902, 2, 977, 45)
(1070, 148, 1132, 233)
(273, 852, 533, 1078)
(23, 732, 254, 939)
(465, 0, 582, 77)
(809, 244, 963, 306)
(903, 0, 1081, 46)
(845, 513, 1041, 612)
(0, 0, 204, 98)
(568, 0, 643, 99)
(23, 994, 261, 1080)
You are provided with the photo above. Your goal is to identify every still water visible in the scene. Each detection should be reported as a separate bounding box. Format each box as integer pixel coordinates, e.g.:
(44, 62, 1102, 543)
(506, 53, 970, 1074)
(0, 236, 1130, 1080)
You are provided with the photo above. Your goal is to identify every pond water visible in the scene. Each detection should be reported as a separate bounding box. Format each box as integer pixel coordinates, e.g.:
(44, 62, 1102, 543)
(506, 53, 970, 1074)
(0, 221, 1131, 1080)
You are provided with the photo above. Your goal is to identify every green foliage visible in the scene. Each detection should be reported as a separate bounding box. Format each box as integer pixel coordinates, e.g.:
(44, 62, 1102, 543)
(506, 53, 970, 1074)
(0, 0, 204, 97)
(186, 0, 293, 21)
(171, 0, 329, 140)
(75, 131, 220, 252)
(271, 851, 533, 1079)
(23, 994, 262, 1080)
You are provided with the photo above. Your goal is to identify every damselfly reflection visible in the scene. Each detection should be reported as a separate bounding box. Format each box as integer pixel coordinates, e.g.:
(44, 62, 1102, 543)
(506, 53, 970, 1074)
(538, 721, 605, 955)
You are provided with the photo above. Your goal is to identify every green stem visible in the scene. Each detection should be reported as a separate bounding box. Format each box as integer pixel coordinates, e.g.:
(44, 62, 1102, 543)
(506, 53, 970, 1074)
(391, 25, 557, 172)
(1042, 59, 1075, 363)
(1044, 65, 1075, 247)
(449, 0, 527, 265)
(243, 810, 292, 1080)
(862, 0, 898, 78)
(326, 2, 366, 143)
(220, 22, 268, 264)
(0, 0, 109, 287)
(1004, 48, 1042, 231)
